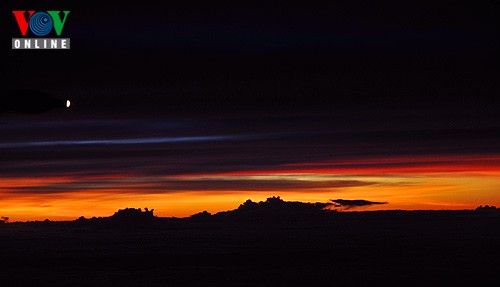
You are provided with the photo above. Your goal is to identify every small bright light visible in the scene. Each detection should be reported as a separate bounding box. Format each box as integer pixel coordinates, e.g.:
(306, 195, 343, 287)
(66, 100, 71, 108)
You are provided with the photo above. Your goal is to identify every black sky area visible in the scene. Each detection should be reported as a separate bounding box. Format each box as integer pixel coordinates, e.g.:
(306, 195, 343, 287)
(1, 1, 498, 118)
(0, 1, 499, 180)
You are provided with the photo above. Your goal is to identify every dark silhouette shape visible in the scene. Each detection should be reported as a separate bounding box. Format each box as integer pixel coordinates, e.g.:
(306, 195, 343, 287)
(0, 217, 8, 224)
(189, 211, 212, 221)
(475, 205, 498, 211)
(2, 205, 500, 287)
(109, 207, 156, 226)
(214, 196, 334, 223)
(112, 207, 155, 218)
(0, 89, 69, 114)
(237, 199, 259, 212)
(75, 216, 89, 224)
(232, 196, 332, 215)
(331, 199, 388, 209)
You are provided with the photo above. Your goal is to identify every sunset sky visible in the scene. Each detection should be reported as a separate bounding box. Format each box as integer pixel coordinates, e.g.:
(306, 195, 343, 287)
(1, 115, 499, 221)
(1, 1, 499, 221)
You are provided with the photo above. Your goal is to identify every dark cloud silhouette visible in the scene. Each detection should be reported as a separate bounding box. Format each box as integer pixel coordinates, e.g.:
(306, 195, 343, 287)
(0, 90, 68, 115)
(212, 196, 335, 223)
(4, 178, 375, 195)
(475, 205, 498, 212)
(109, 208, 156, 226)
(189, 211, 213, 222)
(331, 199, 388, 209)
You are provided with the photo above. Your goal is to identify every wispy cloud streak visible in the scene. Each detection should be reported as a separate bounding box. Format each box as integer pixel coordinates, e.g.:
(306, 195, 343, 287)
(0, 135, 237, 148)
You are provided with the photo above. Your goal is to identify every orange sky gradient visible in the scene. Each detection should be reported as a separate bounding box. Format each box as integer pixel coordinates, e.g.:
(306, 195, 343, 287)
(2, 154, 499, 222)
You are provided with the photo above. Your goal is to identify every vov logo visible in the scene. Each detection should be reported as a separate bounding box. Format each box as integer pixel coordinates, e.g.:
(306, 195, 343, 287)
(12, 10, 71, 50)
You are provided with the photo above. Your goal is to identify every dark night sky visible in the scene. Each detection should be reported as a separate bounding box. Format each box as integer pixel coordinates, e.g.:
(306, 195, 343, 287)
(0, 1, 499, 219)
(2, 1, 498, 117)
(2, 1, 498, 137)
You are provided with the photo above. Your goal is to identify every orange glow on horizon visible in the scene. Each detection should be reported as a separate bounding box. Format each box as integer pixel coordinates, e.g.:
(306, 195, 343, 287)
(1, 154, 500, 222)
